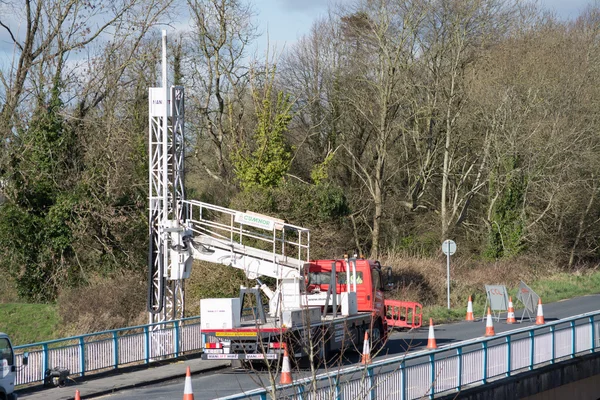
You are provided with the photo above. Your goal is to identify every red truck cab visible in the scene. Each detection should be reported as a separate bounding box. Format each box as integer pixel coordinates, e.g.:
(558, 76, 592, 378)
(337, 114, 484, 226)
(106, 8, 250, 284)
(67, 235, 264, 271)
(306, 258, 423, 333)
(306, 258, 389, 340)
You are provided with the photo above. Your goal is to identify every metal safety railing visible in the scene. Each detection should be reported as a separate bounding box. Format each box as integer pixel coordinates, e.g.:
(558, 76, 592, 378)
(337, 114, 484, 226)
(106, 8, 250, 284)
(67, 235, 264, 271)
(183, 199, 311, 268)
(13, 316, 202, 386)
(216, 310, 600, 400)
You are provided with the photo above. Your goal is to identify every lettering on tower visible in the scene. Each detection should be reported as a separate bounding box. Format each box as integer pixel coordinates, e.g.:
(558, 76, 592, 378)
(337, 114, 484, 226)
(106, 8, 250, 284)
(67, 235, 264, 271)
(149, 87, 171, 117)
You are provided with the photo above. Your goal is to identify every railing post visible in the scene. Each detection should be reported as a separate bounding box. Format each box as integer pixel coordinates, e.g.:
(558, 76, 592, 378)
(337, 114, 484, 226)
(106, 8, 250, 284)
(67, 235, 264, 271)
(400, 361, 406, 400)
(144, 325, 150, 364)
(529, 330, 534, 370)
(79, 336, 85, 377)
(429, 353, 435, 399)
(505, 336, 511, 377)
(42, 343, 48, 377)
(457, 347, 463, 390)
(571, 321, 576, 358)
(591, 316, 596, 353)
(368, 366, 375, 400)
(297, 384, 304, 400)
(113, 331, 119, 369)
(335, 375, 341, 400)
(174, 320, 180, 358)
(482, 341, 488, 385)
(550, 325, 556, 363)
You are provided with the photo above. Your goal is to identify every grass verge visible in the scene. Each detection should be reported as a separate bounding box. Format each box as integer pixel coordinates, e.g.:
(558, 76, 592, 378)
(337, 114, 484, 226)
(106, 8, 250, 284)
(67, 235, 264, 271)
(423, 268, 600, 324)
(0, 303, 59, 345)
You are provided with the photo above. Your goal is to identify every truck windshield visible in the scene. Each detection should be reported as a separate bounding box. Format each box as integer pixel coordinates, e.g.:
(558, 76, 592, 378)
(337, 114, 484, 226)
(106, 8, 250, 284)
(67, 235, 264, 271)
(0, 338, 13, 366)
(307, 272, 364, 285)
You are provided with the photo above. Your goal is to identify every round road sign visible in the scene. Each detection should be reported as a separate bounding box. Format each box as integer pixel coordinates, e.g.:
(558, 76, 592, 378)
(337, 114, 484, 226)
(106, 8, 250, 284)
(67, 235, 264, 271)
(442, 239, 456, 255)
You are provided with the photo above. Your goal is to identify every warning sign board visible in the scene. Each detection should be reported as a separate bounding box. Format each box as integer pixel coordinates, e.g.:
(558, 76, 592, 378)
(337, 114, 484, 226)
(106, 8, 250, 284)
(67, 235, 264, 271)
(485, 285, 509, 311)
(517, 281, 539, 319)
(484, 285, 509, 321)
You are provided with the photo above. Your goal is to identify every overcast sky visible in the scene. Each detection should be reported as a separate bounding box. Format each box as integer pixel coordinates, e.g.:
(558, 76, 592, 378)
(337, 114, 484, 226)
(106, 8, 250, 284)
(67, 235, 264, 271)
(252, 0, 597, 52)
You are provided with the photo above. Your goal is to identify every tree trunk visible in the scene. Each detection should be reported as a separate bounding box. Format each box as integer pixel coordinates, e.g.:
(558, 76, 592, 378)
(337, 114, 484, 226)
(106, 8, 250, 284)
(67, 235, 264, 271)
(569, 183, 597, 268)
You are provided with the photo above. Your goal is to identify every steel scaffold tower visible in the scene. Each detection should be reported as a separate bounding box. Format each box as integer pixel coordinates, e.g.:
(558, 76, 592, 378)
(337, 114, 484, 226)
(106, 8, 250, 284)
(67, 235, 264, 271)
(147, 30, 192, 326)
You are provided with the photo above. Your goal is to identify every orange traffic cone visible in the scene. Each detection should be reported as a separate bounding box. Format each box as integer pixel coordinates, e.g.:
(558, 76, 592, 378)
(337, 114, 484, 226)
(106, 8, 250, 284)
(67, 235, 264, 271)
(426, 318, 437, 349)
(485, 308, 495, 336)
(75, 390, 81, 400)
(465, 296, 475, 322)
(183, 366, 194, 400)
(280, 346, 293, 384)
(536, 298, 545, 325)
(360, 332, 371, 365)
(506, 296, 516, 324)
(361, 331, 371, 364)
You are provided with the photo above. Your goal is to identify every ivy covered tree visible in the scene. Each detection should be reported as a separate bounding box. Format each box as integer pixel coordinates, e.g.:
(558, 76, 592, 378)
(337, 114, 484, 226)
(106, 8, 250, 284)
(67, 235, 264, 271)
(0, 79, 80, 301)
(485, 157, 527, 260)
(232, 82, 293, 190)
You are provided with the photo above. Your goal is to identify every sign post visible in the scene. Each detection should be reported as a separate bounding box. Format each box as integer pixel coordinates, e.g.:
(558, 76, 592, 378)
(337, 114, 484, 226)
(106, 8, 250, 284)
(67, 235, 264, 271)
(441, 239, 456, 309)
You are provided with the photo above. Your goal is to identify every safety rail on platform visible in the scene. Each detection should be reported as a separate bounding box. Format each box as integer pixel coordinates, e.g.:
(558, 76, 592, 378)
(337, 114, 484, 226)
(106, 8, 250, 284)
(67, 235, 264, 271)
(215, 310, 600, 400)
(183, 199, 311, 265)
(13, 316, 202, 386)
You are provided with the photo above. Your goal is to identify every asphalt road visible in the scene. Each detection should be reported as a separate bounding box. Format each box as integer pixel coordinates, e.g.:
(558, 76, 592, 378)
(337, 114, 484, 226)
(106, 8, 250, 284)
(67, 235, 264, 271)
(93, 294, 600, 400)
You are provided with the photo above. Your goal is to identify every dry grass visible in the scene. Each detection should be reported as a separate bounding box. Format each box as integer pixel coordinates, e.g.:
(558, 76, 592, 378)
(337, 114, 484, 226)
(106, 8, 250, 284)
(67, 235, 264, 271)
(381, 252, 557, 308)
(57, 273, 147, 336)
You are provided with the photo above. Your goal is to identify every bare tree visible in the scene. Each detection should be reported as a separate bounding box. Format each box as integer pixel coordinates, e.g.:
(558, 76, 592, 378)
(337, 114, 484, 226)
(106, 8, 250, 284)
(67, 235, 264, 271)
(0, 0, 172, 149)
(185, 0, 257, 184)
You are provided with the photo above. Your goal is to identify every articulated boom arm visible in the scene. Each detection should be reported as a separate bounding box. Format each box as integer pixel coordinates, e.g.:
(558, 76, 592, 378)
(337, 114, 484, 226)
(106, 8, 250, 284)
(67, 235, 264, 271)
(183, 199, 310, 282)
(190, 235, 303, 280)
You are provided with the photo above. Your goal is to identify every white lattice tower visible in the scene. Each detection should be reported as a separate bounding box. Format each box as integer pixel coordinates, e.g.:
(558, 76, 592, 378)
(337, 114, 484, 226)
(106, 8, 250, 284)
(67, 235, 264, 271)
(147, 30, 190, 326)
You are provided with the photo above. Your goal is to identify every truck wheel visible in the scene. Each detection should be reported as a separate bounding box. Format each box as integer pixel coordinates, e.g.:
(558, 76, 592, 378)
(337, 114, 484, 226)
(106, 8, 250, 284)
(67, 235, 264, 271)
(370, 320, 384, 351)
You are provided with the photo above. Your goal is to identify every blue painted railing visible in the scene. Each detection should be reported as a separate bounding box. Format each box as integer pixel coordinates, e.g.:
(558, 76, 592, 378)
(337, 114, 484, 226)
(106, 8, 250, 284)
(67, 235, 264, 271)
(215, 310, 600, 400)
(13, 316, 202, 386)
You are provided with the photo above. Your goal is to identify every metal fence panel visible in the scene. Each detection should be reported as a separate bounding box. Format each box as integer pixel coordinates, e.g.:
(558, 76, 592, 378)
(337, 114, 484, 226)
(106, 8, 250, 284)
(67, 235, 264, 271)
(14, 317, 202, 386)
(434, 355, 457, 393)
(555, 328, 572, 359)
(374, 369, 402, 400)
(406, 362, 430, 400)
(15, 350, 44, 383)
(48, 344, 81, 375)
(487, 344, 507, 378)
(85, 339, 113, 371)
(13, 310, 600, 399)
(213, 311, 600, 400)
(150, 329, 175, 358)
(575, 324, 590, 353)
(510, 338, 530, 370)
(462, 351, 483, 385)
(119, 333, 145, 364)
(339, 374, 370, 399)
(180, 323, 202, 352)
(533, 333, 552, 364)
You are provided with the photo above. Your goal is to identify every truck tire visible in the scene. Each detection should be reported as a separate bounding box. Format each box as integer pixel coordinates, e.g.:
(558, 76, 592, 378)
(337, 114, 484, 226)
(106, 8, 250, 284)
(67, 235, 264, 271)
(370, 319, 384, 352)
